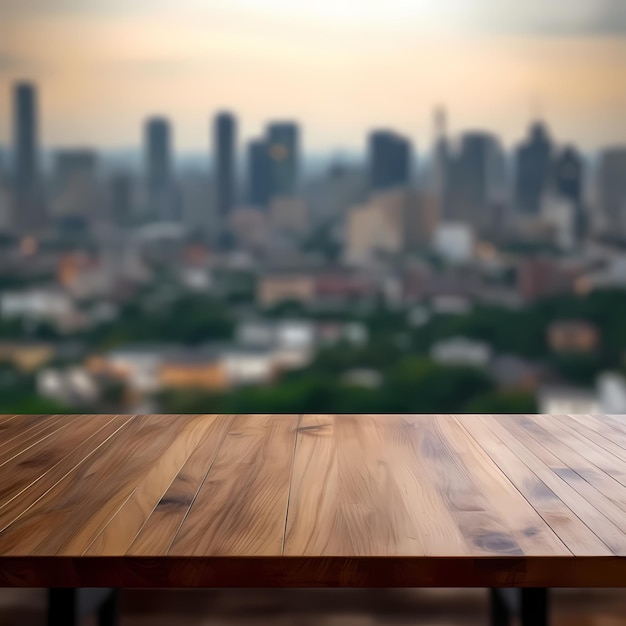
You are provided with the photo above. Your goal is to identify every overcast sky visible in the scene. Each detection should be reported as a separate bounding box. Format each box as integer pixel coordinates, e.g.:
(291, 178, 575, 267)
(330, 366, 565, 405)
(1, 0, 625, 152)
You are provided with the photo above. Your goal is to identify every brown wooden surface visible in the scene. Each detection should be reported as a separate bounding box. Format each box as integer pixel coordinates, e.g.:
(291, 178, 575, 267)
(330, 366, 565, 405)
(2, 414, 626, 588)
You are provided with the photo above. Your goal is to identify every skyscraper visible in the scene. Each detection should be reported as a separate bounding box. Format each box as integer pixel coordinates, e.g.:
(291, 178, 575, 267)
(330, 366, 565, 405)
(213, 112, 236, 216)
(553, 146, 583, 206)
(12, 81, 43, 232)
(432, 107, 450, 218)
(552, 145, 586, 239)
(145, 117, 171, 192)
(368, 130, 411, 192)
(267, 122, 299, 198)
(247, 138, 271, 208)
(514, 122, 552, 215)
(109, 172, 133, 226)
(447, 131, 498, 228)
(598, 148, 626, 236)
(52, 149, 99, 229)
(144, 117, 179, 221)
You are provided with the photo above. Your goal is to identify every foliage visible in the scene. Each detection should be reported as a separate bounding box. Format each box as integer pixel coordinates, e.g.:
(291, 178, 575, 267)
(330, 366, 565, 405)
(463, 391, 538, 414)
(86, 294, 235, 350)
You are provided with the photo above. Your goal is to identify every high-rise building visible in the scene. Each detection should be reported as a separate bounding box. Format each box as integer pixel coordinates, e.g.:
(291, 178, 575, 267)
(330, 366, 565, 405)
(267, 122, 299, 198)
(598, 148, 626, 236)
(368, 130, 411, 192)
(553, 146, 583, 205)
(144, 117, 179, 221)
(109, 172, 133, 226)
(432, 107, 450, 217)
(551, 145, 586, 240)
(12, 82, 44, 232)
(447, 131, 498, 229)
(514, 122, 552, 215)
(145, 117, 171, 192)
(52, 149, 99, 228)
(213, 112, 236, 216)
(247, 138, 271, 208)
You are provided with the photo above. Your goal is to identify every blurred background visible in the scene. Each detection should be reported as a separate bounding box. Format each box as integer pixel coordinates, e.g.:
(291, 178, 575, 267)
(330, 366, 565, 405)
(0, 1, 625, 417)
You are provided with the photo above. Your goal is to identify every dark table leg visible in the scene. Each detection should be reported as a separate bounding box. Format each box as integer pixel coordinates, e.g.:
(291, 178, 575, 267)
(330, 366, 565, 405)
(489, 588, 511, 626)
(521, 588, 549, 626)
(97, 589, 119, 626)
(490, 588, 549, 626)
(48, 589, 77, 626)
(48, 588, 119, 626)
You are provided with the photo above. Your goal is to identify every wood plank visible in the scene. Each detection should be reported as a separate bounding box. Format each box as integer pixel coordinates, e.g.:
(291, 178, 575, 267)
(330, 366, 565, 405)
(127, 415, 234, 556)
(168, 414, 299, 557)
(0, 415, 135, 532)
(431, 416, 569, 555)
(0, 415, 50, 441)
(0, 415, 18, 427)
(497, 416, 626, 537)
(558, 414, 626, 457)
(0, 414, 120, 508)
(502, 416, 626, 516)
(0, 415, 194, 555)
(84, 415, 231, 556)
(581, 414, 626, 443)
(285, 414, 471, 557)
(541, 414, 626, 490)
(459, 416, 612, 556)
(0, 415, 69, 463)
(474, 415, 626, 555)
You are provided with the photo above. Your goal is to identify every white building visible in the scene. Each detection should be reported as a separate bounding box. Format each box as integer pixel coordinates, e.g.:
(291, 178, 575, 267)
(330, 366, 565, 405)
(0, 288, 74, 320)
(538, 386, 600, 415)
(222, 347, 276, 385)
(101, 345, 175, 393)
(236, 319, 316, 373)
(541, 193, 577, 251)
(433, 222, 475, 264)
(430, 337, 491, 368)
(37, 367, 99, 404)
(598, 372, 626, 415)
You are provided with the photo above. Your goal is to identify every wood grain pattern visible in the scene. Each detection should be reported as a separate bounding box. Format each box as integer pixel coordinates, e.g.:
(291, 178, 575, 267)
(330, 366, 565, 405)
(127, 415, 234, 556)
(458, 416, 612, 557)
(85, 414, 232, 555)
(168, 414, 300, 557)
(469, 415, 626, 555)
(0, 414, 120, 509)
(498, 416, 626, 540)
(0, 415, 134, 533)
(2, 413, 626, 588)
(286, 415, 472, 557)
(0, 415, 69, 465)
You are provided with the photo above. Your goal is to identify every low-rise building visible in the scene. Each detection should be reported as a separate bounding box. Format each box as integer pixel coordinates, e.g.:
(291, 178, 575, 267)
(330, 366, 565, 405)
(158, 349, 228, 391)
(0, 288, 74, 320)
(489, 354, 549, 392)
(547, 320, 599, 353)
(257, 271, 317, 308)
(221, 346, 277, 386)
(37, 366, 99, 405)
(341, 368, 383, 389)
(597, 372, 626, 414)
(538, 386, 600, 414)
(430, 337, 492, 368)
(86, 344, 176, 394)
(0, 341, 56, 372)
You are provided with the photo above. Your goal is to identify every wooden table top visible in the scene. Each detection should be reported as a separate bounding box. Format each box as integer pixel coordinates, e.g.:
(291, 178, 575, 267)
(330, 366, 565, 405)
(1, 413, 626, 588)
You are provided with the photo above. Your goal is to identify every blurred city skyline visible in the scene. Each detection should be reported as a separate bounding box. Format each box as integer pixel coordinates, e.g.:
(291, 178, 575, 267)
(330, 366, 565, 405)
(1, 0, 625, 152)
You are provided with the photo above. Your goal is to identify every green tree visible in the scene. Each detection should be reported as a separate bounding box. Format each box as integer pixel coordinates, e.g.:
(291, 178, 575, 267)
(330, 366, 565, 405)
(463, 391, 538, 414)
